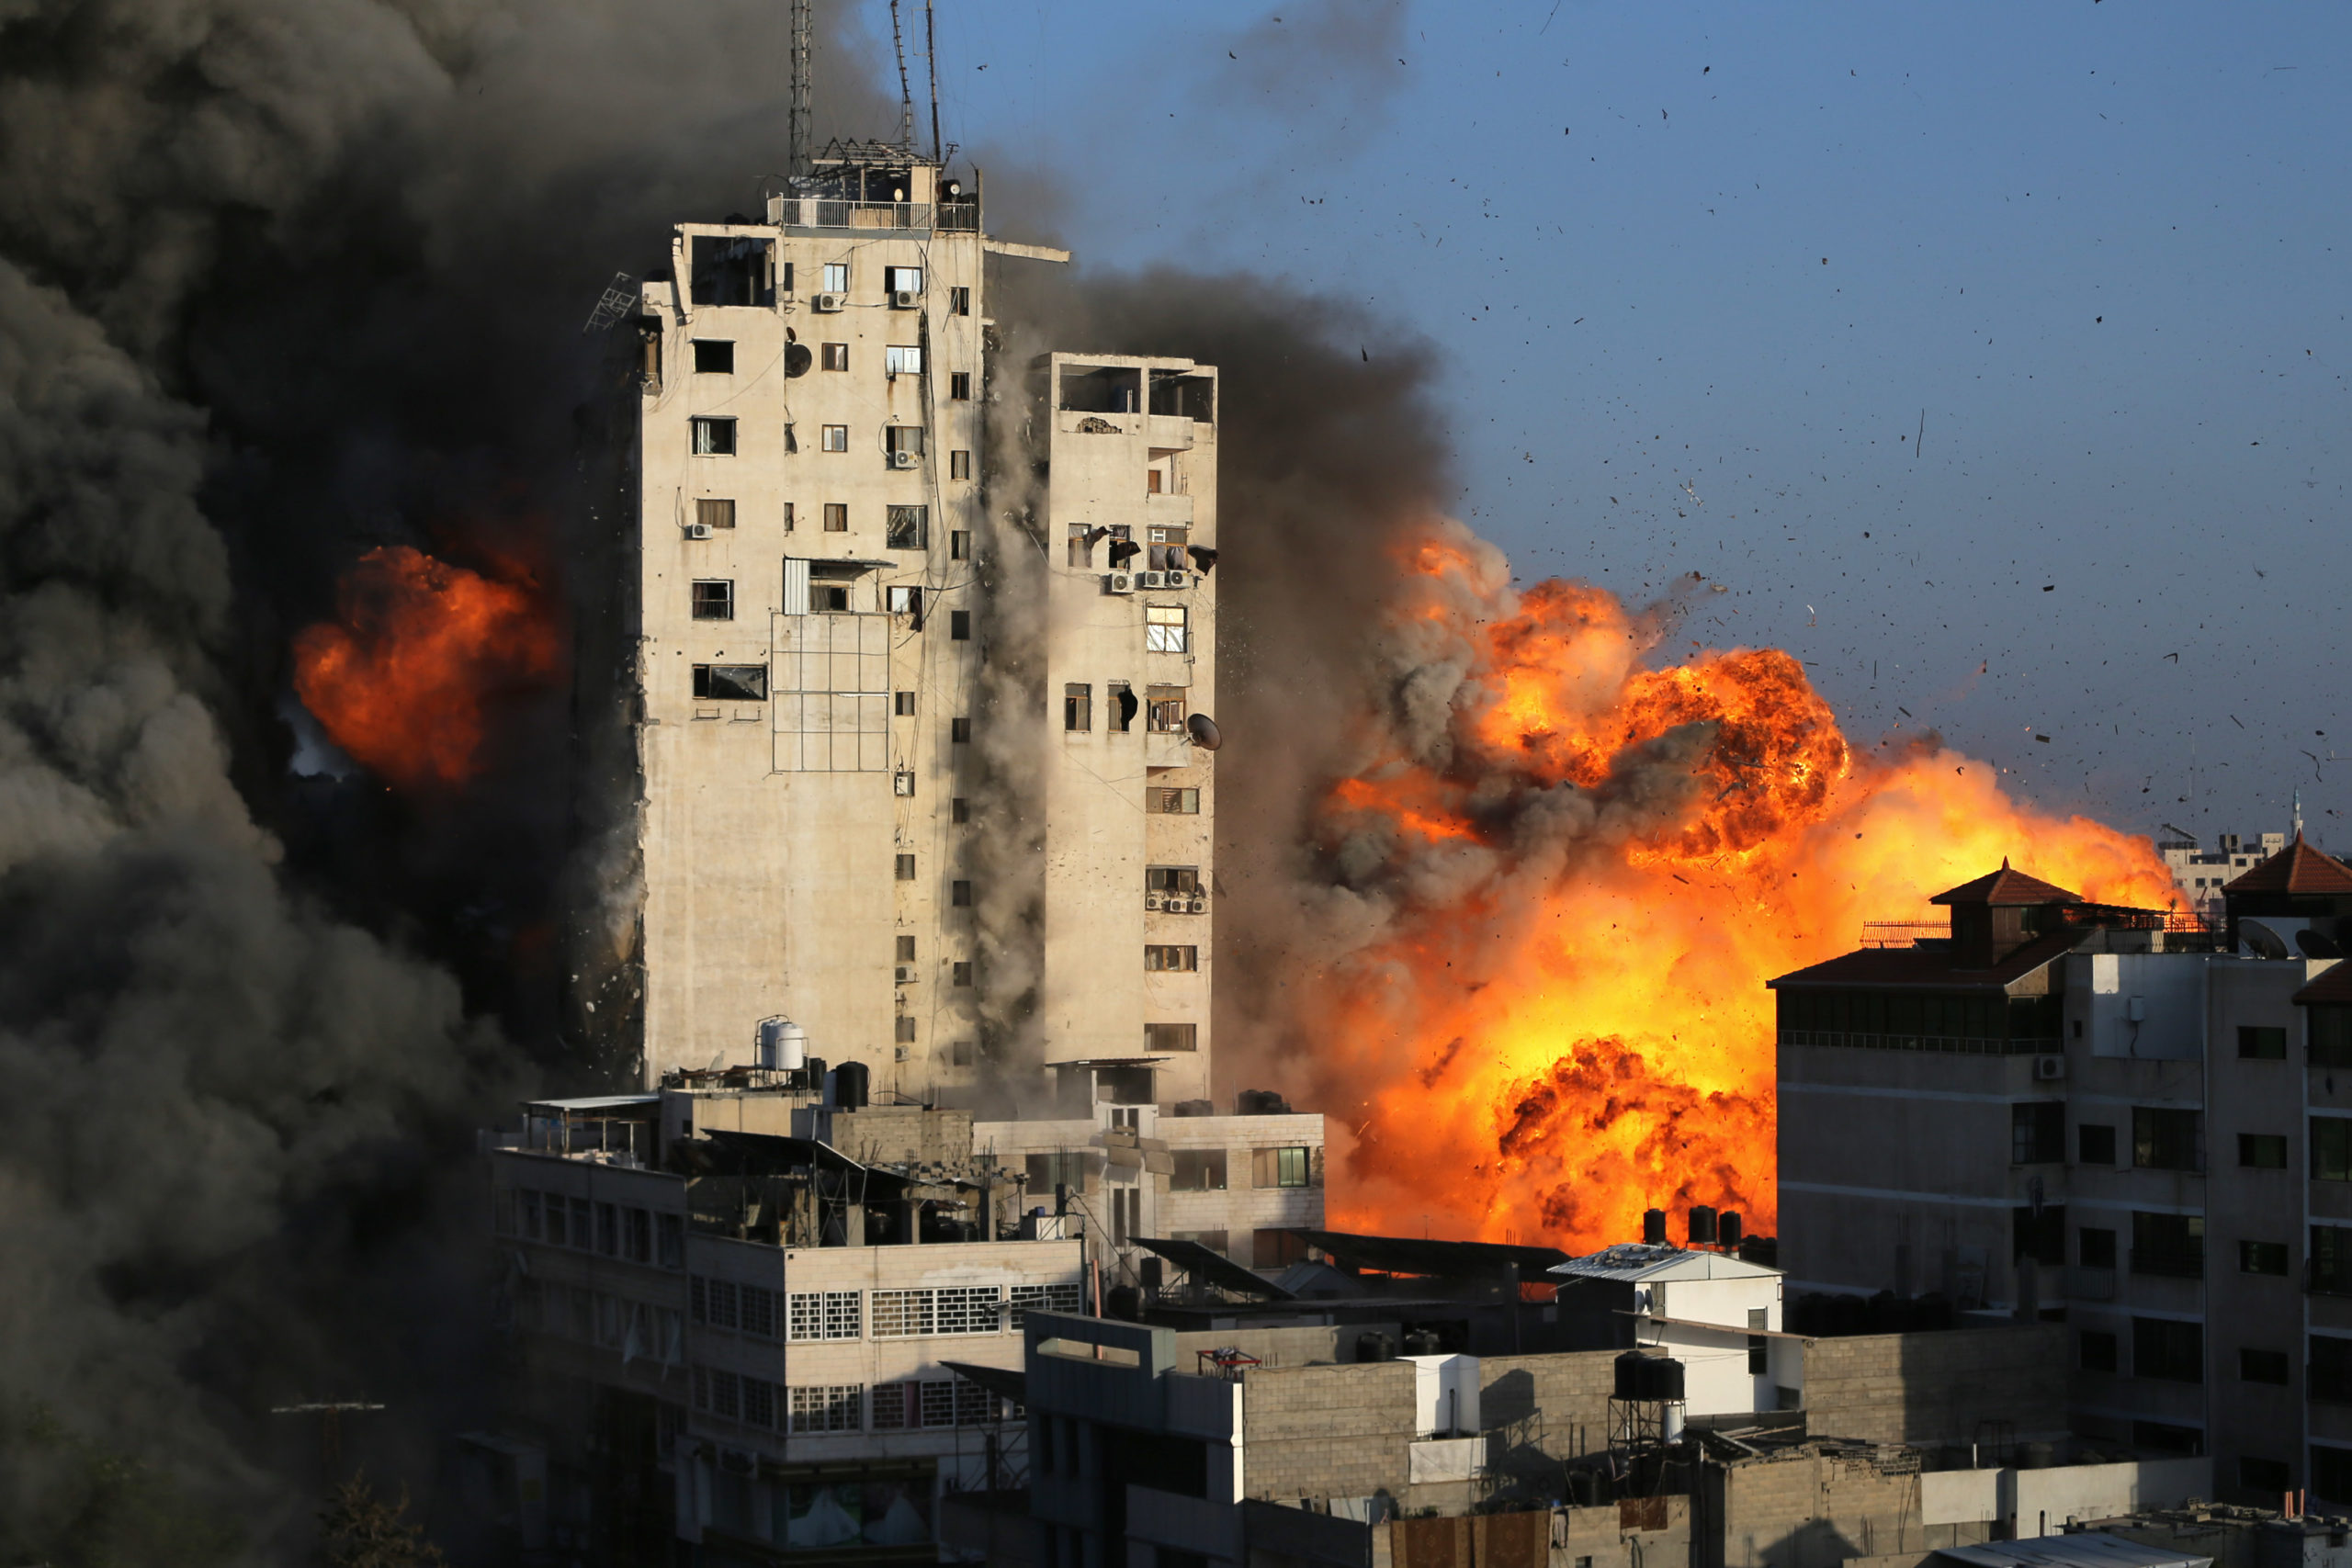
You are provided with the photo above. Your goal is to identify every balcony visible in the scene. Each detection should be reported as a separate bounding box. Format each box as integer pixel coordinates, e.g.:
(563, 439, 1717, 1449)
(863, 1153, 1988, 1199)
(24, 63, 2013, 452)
(2130, 1246, 2204, 1280)
(2068, 1265, 2117, 1302)
(2307, 1260, 2352, 1298)
(1776, 1029, 2057, 1057)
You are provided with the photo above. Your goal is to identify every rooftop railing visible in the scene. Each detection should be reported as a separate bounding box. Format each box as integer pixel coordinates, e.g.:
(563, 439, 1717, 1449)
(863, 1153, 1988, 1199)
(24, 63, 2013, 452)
(1778, 1028, 2058, 1057)
(768, 197, 980, 232)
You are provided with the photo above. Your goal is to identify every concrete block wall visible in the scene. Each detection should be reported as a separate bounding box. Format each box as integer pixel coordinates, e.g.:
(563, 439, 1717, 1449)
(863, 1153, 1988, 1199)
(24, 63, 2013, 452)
(1710, 1450, 1935, 1568)
(1238, 1361, 1420, 1503)
(1801, 1325, 2066, 1447)
(1476, 1348, 1629, 1461)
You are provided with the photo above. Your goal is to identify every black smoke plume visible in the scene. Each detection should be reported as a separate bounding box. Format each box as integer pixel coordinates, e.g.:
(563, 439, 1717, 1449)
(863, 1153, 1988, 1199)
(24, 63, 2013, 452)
(0, 0, 895, 1557)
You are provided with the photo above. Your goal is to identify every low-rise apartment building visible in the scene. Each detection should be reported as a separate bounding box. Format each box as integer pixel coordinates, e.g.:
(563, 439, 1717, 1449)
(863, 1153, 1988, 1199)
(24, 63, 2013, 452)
(1771, 840, 2352, 1507)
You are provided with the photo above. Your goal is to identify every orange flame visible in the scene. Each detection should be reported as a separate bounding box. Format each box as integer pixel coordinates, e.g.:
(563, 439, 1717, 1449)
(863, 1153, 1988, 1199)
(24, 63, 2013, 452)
(1303, 529, 2173, 1255)
(292, 546, 562, 792)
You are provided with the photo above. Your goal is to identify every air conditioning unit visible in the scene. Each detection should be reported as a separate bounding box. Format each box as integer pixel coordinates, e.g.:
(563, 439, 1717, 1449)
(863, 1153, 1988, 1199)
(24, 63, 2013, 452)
(889, 289, 920, 310)
(1163, 570, 1188, 588)
(888, 450, 920, 469)
(896, 964, 916, 984)
(2034, 1055, 2066, 1082)
(1144, 891, 1164, 911)
(811, 292, 846, 312)
(683, 522, 713, 540)
(1104, 573, 1135, 595)
(1136, 570, 1168, 589)
(1188, 897, 1207, 915)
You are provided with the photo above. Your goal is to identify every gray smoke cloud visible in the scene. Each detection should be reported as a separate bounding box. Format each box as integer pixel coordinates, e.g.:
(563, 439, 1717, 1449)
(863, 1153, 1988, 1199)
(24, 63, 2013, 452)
(0, 0, 899, 1557)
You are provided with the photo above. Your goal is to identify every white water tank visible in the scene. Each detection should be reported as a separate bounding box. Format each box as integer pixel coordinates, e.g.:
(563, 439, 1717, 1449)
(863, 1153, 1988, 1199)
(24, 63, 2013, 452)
(756, 1017, 808, 1070)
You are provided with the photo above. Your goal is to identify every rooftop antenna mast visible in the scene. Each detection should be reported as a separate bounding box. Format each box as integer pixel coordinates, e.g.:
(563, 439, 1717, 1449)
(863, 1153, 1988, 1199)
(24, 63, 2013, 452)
(788, 0, 813, 180)
(888, 0, 916, 152)
(926, 0, 943, 163)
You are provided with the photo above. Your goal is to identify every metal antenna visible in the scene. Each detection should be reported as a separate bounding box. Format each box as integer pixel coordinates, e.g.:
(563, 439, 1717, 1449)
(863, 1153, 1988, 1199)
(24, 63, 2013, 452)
(926, 0, 943, 163)
(889, 0, 916, 151)
(788, 0, 813, 180)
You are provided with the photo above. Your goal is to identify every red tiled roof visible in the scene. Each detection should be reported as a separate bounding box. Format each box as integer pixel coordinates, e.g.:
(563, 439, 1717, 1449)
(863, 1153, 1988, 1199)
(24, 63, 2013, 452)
(2225, 835, 2352, 897)
(1929, 861, 2083, 908)
(1768, 931, 2080, 991)
(2294, 962, 2352, 1006)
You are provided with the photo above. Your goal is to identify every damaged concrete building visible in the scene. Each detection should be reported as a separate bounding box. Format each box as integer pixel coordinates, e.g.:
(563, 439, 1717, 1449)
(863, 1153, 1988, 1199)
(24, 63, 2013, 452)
(485, 128, 1328, 1563)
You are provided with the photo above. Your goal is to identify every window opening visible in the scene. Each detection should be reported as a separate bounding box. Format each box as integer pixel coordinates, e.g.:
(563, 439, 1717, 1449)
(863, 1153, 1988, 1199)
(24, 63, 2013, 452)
(822, 262, 849, 293)
(823, 502, 849, 532)
(885, 344, 923, 377)
(1110, 682, 1136, 731)
(1145, 604, 1188, 653)
(821, 424, 849, 452)
(821, 342, 849, 371)
(949, 286, 970, 316)
(887, 505, 928, 549)
(1147, 686, 1187, 732)
(887, 425, 926, 456)
(1148, 787, 1200, 814)
(884, 265, 923, 295)
(691, 581, 734, 620)
(1058, 365, 1142, 413)
(695, 498, 736, 530)
(689, 235, 775, 307)
(693, 664, 768, 700)
(1064, 683, 1091, 732)
(691, 417, 738, 456)
(950, 450, 972, 480)
(1145, 945, 1198, 972)
(950, 530, 970, 560)
(950, 371, 972, 400)
(693, 340, 735, 374)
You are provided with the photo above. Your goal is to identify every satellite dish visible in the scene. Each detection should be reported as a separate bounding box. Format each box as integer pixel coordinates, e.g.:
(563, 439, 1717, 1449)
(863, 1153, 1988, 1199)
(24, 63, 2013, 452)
(1186, 713, 1223, 751)
(2242, 919, 2291, 961)
(785, 342, 813, 378)
(2299, 927, 2345, 959)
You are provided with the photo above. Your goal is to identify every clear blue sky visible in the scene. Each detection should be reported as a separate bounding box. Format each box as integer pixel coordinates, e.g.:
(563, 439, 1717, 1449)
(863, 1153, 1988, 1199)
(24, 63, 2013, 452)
(867, 0, 2349, 846)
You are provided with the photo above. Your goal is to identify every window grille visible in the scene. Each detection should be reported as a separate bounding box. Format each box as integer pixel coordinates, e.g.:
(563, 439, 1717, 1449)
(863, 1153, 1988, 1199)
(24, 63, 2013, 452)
(789, 1385, 863, 1434)
(934, 1286, 1001, 1337)
(1006, 1282, 1083, 1327)
(741, 1286, 777, 1339)
(871, 1289, 933, 1338)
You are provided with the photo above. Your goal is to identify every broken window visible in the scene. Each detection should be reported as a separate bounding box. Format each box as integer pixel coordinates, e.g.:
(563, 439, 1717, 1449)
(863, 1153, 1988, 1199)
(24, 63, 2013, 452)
(1067, 525, 1095, 569)
(1110, 681, 1136, 732)
(1149, 367, 1216, 423)
(1145, 945, 1198, 973)
(950, 450, 971, 480)
(810, 583, 850, 613)
(950, 371, 971, 400)
(1146, 686, 1187, 732)
(1145, 1022, 1200, 1054)
(1146, 866, 1200, 897)
(692, 664, 768, 700)
(949, 610, 970, 640)
(887, 585, 922, 617)
(896, 854, 916, 881)
(950, 530, 970, 560)
(1170, 1150, 1226, 1191)
(884, 265, 922, 296)
(1064, 683, 1091, 732)
(1148, 526, 1188, 571)
(691, 581, 734, 620)
(885, 344, 923, 377)
(695, 498, 736, 530)
(821, 342, 849, 371)
(781, 502, 796, 532)
(887, 425, 925, 456)
(823, 262, 849, 293)
(887, 505, 928, 548)
(949, 286, 970, 316)
(821, 424, 848, 452)
(1144, 604, 1188, 654)
(823, 502, 848, 532)
(691, 417, 738, 455)
(1058, 364, 1141, 413)
(952, 1040, 975, 1066)
(1103, 527, 1137, 568)
(689, 235, 775, 307)
(1148, 787, 1200, 814)
(950, 717, 970, 743)
(952, 962, 972, 987)
(898, 934, 917, 962)
(951, 879, 972, 908)
(693, 340, 735, 374)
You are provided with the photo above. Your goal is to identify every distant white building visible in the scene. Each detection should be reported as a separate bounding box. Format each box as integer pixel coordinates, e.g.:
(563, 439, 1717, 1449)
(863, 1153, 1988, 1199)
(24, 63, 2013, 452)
(2159, 830, 2286, 919)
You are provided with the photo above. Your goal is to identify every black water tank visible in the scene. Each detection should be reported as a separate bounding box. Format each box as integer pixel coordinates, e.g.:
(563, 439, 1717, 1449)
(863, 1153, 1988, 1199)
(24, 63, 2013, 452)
(1104, 1285, 1141, 1321)
(1719, 1212, 1743, 1251)
(1401, 1328, 1442, 1356)
(1568, 1468, 1600, 1507)
(1642, 1208, 1668, 1246)
(1689, 1205, 1718, 1247)
(1054, 1182, 1069, 1216)
(1138, 1257, 1164, 1291)
(833, 1060, 869, 1111)
(1645, 1356, 1686, 1403)
(1355, 1331, 1396, 1364)
(1613, 1350, 1650, 1400)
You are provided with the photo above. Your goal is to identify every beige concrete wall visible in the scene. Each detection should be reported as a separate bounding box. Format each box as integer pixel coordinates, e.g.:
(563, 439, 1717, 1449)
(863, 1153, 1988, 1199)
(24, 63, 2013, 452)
(1801, 1324, 2065, 1446)
(636, 173, 987, 1093)
(1708, 1449, 1936, 1568)
(1238, 1361, 1420, 1504)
